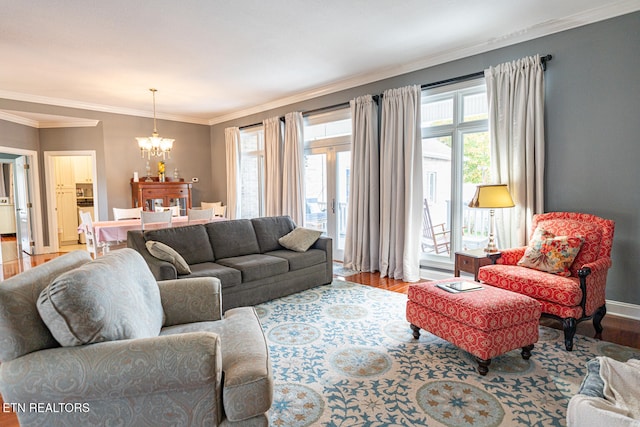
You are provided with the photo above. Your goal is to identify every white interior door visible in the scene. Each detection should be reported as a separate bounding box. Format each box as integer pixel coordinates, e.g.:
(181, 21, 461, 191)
(14, 155, 34, 255)
(304, 145, 350, 260)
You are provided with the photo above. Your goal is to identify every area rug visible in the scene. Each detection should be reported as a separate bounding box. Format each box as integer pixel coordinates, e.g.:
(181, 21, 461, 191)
(255, 280, 640, 427)
(332, 262, 358, 277)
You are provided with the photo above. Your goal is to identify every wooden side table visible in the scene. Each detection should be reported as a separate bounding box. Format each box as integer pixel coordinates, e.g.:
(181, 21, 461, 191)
(454, 249, 500, 282)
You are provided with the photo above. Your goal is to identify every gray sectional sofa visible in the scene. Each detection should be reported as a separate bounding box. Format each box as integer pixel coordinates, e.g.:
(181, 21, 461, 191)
(127, 215, 333, 312)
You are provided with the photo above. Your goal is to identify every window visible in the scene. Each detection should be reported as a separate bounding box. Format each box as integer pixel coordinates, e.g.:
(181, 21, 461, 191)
(421, 79, 490, 266)
(239, 126, 264, 218)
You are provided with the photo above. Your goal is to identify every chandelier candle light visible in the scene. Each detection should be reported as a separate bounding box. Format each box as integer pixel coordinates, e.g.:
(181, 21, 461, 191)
(136, 88, 174, 160)
(468, 184, 515, 253)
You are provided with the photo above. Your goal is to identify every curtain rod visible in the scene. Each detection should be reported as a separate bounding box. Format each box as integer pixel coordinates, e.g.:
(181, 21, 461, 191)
(238, 55, 552, 129)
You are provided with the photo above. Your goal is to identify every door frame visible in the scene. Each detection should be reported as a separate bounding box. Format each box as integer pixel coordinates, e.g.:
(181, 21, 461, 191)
(0, 145, 44, 254)
(44, 150, 99, 252)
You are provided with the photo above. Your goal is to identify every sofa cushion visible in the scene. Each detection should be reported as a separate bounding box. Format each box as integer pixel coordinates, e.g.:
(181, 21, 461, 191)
(517, 227, 584, 276)
(182, 262, 243, 288)
(535, 219, 603, 276)
(251, 216, 296, 253)
(206, 219, 261, 259)
(266, 249, 327, 271)
(278, 227, 323, 252)
(217, 254, 289, 282)
(146, 240, 192, 274)
(144, 224, 215, 264)
(478, 264, 583, 307)
(37, 249, 164, 347)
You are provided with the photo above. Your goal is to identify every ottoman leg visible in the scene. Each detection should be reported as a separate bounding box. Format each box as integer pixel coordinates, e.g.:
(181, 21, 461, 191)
(476, 357, 491, 376)
(521, 344, 534, 360)
(410, 324, 421, 339)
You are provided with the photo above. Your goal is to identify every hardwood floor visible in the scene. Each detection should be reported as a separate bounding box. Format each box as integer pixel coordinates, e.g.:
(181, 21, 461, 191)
(0, 253, 638, 426)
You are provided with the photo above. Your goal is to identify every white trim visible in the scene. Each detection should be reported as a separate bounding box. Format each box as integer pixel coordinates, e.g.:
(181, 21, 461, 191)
(0, 146, 44, 255)
(0, 111, 99, 128)
(606, 299, 640, 321)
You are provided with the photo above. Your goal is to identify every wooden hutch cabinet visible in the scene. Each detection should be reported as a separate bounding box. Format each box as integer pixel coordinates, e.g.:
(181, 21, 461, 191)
(131, 178, 192, 216)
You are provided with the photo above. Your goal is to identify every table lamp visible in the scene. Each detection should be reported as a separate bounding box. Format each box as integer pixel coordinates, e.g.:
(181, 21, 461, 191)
(468, 184, 515, 253)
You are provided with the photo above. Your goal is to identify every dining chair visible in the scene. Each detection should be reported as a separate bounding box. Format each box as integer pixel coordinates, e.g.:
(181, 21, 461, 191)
(213, 205, 227, 218)
(113, 207, 143, 221)
(154, 205, 181, 217)
(140, 210, 173, 230)
(187, 208, 214, 223)
(79, 210, 99, 258)
(201, 201, 222, 210)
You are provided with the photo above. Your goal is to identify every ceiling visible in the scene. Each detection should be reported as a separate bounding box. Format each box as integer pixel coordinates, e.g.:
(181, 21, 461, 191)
(1, 0, 638, 126)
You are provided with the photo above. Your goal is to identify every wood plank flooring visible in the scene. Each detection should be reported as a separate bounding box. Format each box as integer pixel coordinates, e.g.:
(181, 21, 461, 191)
(1, 252, 638, 426)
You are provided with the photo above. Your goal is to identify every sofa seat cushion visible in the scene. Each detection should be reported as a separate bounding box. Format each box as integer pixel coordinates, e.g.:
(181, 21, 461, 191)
(479, 264, 582, 307)
(182, 262, 242, 288)
(37, 249, 164, 347)
(216, 255, 289, 282)
(266, 249, 327, 271)
(144, 225, 215, 264)
(160, 307, 273, 422)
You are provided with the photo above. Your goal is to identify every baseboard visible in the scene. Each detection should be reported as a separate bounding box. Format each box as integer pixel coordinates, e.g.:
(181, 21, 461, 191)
(606, 300, 640, 321)
(421, 267, 640, 321)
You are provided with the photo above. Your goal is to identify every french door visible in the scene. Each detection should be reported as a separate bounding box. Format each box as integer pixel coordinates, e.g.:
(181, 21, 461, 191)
(304, 145, 350, 260)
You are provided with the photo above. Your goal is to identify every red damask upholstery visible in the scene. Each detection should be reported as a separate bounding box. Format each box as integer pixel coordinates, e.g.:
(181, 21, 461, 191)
(478, 212, 615, 351)
(407, 280, 541, 375)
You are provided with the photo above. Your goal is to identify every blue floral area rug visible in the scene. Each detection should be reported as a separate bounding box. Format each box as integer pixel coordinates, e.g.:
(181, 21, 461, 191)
(255, 280, 640, 427)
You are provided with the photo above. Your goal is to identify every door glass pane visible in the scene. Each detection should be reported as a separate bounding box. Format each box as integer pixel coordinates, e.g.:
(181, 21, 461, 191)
(421, 136, 452, 257)
(240, 155, 261, 219)
(304, 153, 327, 233)
(461, 131, 491, 250)
(336, 151, 350, 252)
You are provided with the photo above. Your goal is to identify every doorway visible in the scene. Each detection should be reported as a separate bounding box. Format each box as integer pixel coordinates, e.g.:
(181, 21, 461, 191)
(0, 146, 43, 264)
(44, 151, 99, 252)
(304, 145, 351, 260)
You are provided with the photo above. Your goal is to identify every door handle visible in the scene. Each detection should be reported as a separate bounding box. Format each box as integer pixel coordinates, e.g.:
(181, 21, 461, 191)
(331, 199, 336, 214)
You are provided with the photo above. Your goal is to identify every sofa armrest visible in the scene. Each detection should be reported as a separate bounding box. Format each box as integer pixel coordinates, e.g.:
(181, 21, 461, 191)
(127, 230, 178, 280)
(0, 332, 222, 403)
(158, 277, 223, 326)
(495, 247, 527, 265)
(312, 236, 333, 281)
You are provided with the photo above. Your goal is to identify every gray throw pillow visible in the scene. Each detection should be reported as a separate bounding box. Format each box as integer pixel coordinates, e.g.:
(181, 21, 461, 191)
(37, 249, 164, 347)
(278, 227, 323, 252)
(146, 240, 192, 274)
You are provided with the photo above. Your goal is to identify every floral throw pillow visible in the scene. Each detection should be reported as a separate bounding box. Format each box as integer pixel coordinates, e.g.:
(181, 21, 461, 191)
(517, 227, 584, 276)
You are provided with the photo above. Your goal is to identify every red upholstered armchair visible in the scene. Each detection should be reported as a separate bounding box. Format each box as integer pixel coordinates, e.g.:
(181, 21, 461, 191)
(478, 212, 615, 351)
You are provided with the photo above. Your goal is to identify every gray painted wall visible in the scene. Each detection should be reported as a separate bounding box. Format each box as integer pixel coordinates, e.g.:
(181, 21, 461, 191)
(210, 12, 640, 306)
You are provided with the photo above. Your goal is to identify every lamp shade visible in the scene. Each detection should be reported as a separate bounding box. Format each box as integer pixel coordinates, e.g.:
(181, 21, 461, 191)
(468, 184, 515, 209)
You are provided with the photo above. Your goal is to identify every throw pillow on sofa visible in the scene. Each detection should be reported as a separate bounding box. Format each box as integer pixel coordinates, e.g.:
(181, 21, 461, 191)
(279, 227, 322, 252)
(37, 249, 164, 347)
(517, 227, 584, 276)
(146, 240, 192, 274)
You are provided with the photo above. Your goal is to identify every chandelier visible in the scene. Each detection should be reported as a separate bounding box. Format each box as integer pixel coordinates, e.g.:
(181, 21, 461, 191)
(136, 88, 174, 159)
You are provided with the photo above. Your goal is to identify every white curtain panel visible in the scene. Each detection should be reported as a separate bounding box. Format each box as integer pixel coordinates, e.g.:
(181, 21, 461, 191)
(379, 85, 424, 282)
(224, 126, 242, 220)
(485, 54, 545, 247)
(344, 95, 380, 272)
(282, 112, 305, 225)
(263, 116, 283, 216)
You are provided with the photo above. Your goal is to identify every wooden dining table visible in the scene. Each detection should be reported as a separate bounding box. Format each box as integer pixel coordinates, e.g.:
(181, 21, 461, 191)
(79, 216, 226, 252)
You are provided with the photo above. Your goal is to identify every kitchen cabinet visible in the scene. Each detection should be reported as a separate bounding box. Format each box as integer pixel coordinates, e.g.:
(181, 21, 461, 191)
(131, 179, 192, 216)
(54, 157, 76, 188)
(74, 156, 93, 183)
(56, 189, 78, 244)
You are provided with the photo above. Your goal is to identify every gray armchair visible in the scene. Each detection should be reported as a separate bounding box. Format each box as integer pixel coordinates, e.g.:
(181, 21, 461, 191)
(0, 249, 272, 427)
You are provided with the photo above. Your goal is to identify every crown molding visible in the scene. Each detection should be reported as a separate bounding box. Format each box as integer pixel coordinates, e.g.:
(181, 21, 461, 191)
(0, 90, 210, 126)
(0, 110, 100, 128)
(208, 0, 640, 125)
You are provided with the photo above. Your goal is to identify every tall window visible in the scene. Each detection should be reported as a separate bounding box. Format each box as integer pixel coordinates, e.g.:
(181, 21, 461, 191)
(421, 79, 490, 266)
(303, 108, 351, 260)
(239, 126, 264, 218)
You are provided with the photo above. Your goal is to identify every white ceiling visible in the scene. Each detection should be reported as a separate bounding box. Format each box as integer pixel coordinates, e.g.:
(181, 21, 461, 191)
(1, 0, 639, 126)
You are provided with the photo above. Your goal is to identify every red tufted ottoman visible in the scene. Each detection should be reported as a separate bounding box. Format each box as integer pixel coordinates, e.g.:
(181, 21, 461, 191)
(406, 278, 542, 375)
